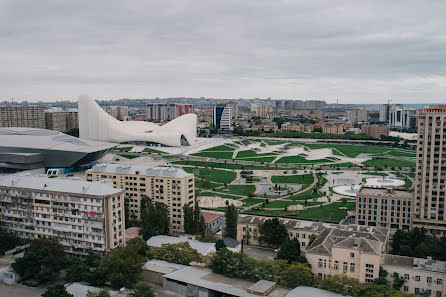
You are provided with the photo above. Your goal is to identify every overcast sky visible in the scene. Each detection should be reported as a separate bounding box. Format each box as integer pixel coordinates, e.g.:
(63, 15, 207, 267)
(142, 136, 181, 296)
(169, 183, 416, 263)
(1, 1, 445, 104)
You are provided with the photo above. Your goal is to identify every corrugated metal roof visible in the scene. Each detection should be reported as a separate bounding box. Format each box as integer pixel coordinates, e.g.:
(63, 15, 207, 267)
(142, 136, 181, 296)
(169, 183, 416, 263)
(89, 163, 192, 178)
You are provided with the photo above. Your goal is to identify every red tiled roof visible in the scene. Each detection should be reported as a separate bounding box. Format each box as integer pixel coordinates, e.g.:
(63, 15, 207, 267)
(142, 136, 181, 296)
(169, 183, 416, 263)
(203, 213, 221, 224)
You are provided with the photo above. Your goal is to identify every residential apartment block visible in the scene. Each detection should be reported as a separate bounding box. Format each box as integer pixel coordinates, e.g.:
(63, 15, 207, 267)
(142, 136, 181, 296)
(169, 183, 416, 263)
(346, 109, 368, 123)
(361, 124, 389, 138)
(0, 105, 45, 128)
(322, 125, 344, 134)
(305, 225, 389, 283)
(381, 255, 446, 297)
(356, 187, 413, 230)
(146, 103, 194, 121)
(250, 103, 273, 118)
(414, 105, 446, 236)
(45, 111, 78, 132)
(237, 215, 334, 251)
(86, 164, 194, 233)
(0, 175, 125, 255)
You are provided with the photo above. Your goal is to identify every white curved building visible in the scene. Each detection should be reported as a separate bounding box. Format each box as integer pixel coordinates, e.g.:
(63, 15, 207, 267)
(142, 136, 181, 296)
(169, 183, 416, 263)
(78, 95, 197, 147)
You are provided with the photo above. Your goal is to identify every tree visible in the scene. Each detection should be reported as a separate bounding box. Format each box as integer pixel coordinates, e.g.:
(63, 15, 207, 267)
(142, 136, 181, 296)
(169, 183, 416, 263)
(42, 283, 73, 297)
(392, 272, 405, 290)
(0, 229, 29, 253)
(279, 263, 314, 288)
(140, 197, 170, 240)
(215, 239, 226, 251)
(183, 203, 194, 234)
(127, 237, 149, 257)
(87, 289, 111, 297)
(308, 234, 317, 247)
(183, 201, 205, 235)
(259, 218, 288, 247)
(224, 204, 238, 239)
(99, 245, 146, 289)
(318, 274, 361, 297)
(276, 238, 303, 263)
(149, 242, 202, 265)
(209, 248, 244, 278)
(12, 238, 66, 283)
(129, 282, 155, 297)
(65, 127, 79, 137)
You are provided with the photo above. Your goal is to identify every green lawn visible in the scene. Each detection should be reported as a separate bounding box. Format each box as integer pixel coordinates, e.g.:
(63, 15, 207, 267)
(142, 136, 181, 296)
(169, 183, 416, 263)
(276, 155, 333, 164)
(303, 143, 391, 158)
(199, 191, 241, 200)
(403, 178, 413, 189)
(271, 174, 314, 184)
(162, 155, 178, 159)
(172, 160, 287, 170)
(191, 151, 234, 159)
(405, 172, 416, 178)
(363, 158, 415, 168)
(329, 162, 360, 168)
(142, 148, 166, 154)
(236, 157, 277, 163)
(264, 140, 287, 145)
(264, 200, 321, 208)
(182, 167, 196, 173)
(201, 145, 236, 152)
(195, 168, 236, 184)
(385, 150, 417, 158)
(195, 180, 222, 190)
(114, 146, 133, 152)
(118, 154, 139, 159)
(215, 184, 256, 196)
(294, 202, 356, 223)
(288, 187, 325, 201)
(235, 150, 278, 158)
(361, 172, 389, 176)
(242, 198, 265, 207)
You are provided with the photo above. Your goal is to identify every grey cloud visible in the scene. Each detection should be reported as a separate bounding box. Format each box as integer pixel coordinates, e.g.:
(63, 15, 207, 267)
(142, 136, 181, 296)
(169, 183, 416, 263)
(0, 0, 445, 103)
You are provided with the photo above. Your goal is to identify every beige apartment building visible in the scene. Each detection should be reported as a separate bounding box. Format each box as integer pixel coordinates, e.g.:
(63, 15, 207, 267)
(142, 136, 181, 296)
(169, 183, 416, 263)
(414, 105, 446, 236)
(361, 124, 389, 138)
(0, 175, 125, 255)
(346, 109, 368, 122)
(0, 105, 45, 128)
(250, 103, 273, 118)
(381, 255, 446, 297)
(45, 111, 79, 132)
(356, 187, 413, 231)
(237, 215, 334, 251)
(86, 164, 194, 233)
(322, 125, 344, 134)
(305, 225, 389, 283)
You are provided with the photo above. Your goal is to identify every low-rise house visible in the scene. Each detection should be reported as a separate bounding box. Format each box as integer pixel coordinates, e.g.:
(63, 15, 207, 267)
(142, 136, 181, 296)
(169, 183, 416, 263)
(203, 213, 224, 233)
(305, 225, 389, 283)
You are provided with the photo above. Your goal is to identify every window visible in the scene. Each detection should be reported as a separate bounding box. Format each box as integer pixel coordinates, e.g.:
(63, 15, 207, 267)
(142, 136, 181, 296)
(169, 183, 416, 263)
(427, 277, 432, 283)
(334, 261, 339, 270)
(404, 274, 409, 280)
(403, 286, 408, 292)
(350, 252, 355, 258)
(415, 276, 420, 282)
(437, 279, 442, 285)
(343, 262, 348, 273)
(318, 259, 323, 268)
(350, 263, 355, 273)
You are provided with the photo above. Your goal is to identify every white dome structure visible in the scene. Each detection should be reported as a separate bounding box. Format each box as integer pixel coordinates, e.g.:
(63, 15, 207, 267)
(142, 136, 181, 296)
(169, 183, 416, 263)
(78, 95, 197, 147)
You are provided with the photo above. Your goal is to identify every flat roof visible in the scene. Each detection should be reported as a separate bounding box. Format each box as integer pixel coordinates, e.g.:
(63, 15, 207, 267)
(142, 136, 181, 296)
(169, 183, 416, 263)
(0, 174, 122, 196)
(143, 259, 187, 275)
(358, 186, 413, 198)
(286, 286, 349, 297)
(382, 254, 446, 273)
(89, 163, 192, 178)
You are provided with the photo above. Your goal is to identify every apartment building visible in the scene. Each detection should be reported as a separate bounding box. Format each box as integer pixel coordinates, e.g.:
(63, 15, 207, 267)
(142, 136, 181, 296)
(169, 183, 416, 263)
(0, 175, 125, 255)
(237, 215, 334, 251)
(45, 111, 79, 132)
(389, 106, 417, 131)
(361, 124, 389, 138)
(414, 105, 446, 236)
(356, 187, 413, 231)
(346, 109, 368, 123)
(103, 106, 129, 121)
(250, 103, 273, 118)
(86, 164, 194, 233)
(305, 225, 389, 283)
(381, 255, 446, 297)
(0, 105, 45, 128)
(281, 122, 313, 133)
(322, 125, 344, 134)
(146, 103, 194, 121)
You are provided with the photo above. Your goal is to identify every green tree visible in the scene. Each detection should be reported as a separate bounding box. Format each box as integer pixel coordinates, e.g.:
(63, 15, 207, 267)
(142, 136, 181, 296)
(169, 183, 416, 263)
(224, 204, 238, 239)
(276, 238, 303, 263)
(209, 248, 244, 278)
(308, 234, 317, 247)
(99, 246, 146, 289)
(392, 272, 405, 290)
(183, 203, 194, 234)
(129, 282, 155, 297)
(12, 238, 66, 283)
(259, 218, 288, 247)
(318, 274, 361, 296)
(127, 237, 149, 257)
(87, 289, 111, 297)
(0, 229, 29, 253)
(279, 263, 314, 288)
(140, 197, 170, 240)
(215, 239, 226, 251)
(42, 283, 73, 297)
(149, 242, 202, 265)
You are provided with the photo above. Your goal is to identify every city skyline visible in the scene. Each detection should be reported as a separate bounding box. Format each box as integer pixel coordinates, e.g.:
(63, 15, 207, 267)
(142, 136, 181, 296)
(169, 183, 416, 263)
(1, 1, 446, 103)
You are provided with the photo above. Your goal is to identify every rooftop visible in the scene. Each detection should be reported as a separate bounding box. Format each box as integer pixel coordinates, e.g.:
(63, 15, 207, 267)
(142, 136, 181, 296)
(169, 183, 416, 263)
(306, 225, 389, 257)
(147, 235, 215, 256)
(88, 163, 192, 178)
(358, 186, 413, 198)
(0, 174, 123, 196)
(286, 286, 349, 297)
(143, 259, 187, 275)
(238, 215, 334, 232)
(203, 213, 221, 224)
(382, 255, 446, 273)
(65, 283, 119, 297)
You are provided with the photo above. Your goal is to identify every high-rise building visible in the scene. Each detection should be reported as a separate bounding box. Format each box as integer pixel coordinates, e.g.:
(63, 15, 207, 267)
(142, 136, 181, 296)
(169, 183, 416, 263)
(0, 175, 125, 255)
(146, 103, 194, 121)
(346, 109, 368, 122)
(103, 106, 130, 121)
(250, 103, 273, 118)
(86, 164, 194, 233)
(0, 105, 45, 128)
(413, 105, 446, 236)
(389, 106, 417, 131)
(212, 104, 231, 132)
(274, 100, 326, 110)
(379, 104, 390, 123)
(45, 110, 78, 132)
